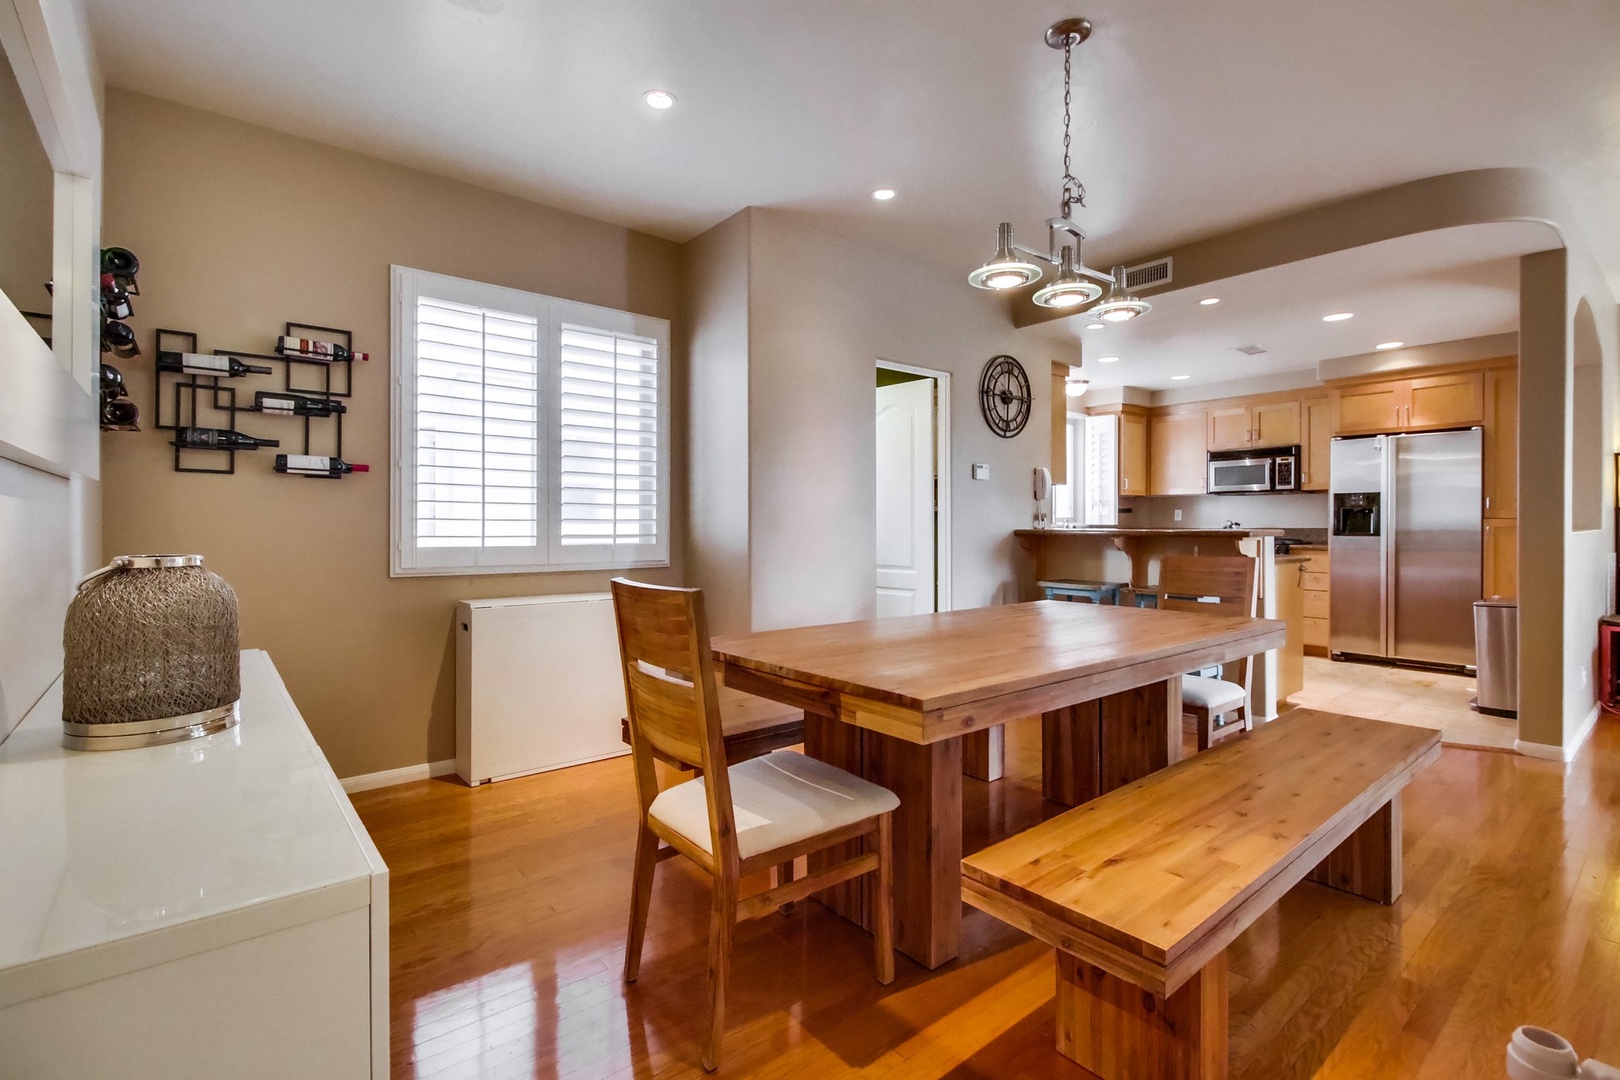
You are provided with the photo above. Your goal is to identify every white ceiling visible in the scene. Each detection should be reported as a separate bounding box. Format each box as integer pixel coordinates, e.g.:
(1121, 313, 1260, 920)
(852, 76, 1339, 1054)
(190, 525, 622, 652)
(1072, 222, 1551, 391)
(86, 0, 1620, 316)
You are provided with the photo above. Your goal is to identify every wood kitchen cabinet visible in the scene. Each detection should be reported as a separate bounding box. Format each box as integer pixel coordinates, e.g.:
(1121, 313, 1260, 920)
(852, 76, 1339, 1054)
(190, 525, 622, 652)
(1484, 518, 1518, 598)
(1119, 409, 1149, 496)
(1484, 367, 1518, 518)
(1335, 371, 1484, 434)
(1208, 399, 1301, 450)
(1275, 556, 1307, 700)
(1301, 396, 1333, 491)
(1149, 409, 1207, 494)
(1297, 546, 1331, 656)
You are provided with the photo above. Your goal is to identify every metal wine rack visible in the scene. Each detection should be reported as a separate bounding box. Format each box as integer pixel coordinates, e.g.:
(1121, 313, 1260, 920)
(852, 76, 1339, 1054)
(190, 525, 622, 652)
(153, 322, 357, 475)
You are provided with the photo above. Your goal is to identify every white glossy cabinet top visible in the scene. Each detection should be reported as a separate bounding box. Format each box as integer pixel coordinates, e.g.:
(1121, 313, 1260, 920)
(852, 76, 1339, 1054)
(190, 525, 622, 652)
(0, 650, 385, 1004)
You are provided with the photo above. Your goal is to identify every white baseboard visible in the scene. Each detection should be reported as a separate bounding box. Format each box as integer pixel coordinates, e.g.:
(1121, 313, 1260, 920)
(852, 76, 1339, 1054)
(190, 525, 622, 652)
(341, 758, 457, 794)
(1514, 703, 1604, 763)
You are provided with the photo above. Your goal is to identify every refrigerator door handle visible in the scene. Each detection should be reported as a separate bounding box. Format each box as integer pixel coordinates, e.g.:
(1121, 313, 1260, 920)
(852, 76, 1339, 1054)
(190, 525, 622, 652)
(1382, 434, 1394, 656)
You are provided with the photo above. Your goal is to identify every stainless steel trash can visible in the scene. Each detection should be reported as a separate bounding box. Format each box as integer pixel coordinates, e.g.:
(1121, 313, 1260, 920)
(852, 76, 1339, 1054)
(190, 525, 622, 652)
(1473, 599, 1518, 718)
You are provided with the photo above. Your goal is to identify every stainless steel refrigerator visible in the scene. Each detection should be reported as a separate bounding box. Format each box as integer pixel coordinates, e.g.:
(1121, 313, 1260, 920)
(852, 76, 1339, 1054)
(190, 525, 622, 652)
(1329, 429, 1483, 670)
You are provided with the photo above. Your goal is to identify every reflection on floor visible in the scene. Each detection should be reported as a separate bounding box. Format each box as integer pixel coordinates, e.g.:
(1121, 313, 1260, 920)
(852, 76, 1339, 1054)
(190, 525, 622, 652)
(1287, 656, 1518, 751)
(352, 717, 1620, 1079)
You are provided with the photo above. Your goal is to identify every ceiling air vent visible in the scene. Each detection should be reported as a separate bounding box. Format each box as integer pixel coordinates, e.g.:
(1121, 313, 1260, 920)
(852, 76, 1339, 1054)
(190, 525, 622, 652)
(1122, 256, 1173, 291)
(1233, 344, 1268, 356)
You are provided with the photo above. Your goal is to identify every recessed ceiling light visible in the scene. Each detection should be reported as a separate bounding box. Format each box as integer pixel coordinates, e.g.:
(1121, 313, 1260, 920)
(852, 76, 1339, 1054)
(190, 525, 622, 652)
(871, 188, 896, 201)
(1085, 322, 1106, 330)
(644, 89, 676, 110)
(1375, 341, 1405, 350)
(1095, 355, 1120, 363)
(1171, 374, 1191, 381)
(1199, 297, 1221, 306)
(1322, 312, 1354, 322)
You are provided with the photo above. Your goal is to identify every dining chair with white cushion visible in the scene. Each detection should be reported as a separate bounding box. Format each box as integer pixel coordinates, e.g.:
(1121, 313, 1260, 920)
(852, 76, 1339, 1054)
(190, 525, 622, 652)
(1158, 555, 1258, 751)
(611, 578, 897, 1072)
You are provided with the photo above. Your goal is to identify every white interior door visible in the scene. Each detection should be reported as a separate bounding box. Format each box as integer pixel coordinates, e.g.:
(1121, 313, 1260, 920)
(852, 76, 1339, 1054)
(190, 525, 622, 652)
(876, 377, 936, 618)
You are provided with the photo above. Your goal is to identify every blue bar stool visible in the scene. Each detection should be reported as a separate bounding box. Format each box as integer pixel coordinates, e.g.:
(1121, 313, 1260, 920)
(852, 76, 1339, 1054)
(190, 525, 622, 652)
(1038, 579, 1129, 605)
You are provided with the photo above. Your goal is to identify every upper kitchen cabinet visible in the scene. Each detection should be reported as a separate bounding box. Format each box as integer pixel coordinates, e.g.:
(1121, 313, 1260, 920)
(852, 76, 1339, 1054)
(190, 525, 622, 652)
(1301, 396, 1332, 491)
(1119, 408, 1149, 496)
(1149, 409, 1207, 495)
(1208, 399, 1301, 450)
(1335, 370, 1484, 434)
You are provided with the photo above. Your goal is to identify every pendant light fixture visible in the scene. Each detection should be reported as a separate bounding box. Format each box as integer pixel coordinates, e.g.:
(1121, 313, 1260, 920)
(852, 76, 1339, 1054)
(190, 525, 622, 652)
(966, 19, 1149, 322)
(1091, 263, 1152, 322)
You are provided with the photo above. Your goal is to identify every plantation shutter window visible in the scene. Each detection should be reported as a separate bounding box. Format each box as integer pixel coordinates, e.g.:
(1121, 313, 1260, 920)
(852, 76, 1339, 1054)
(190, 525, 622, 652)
(391, 267, 670, 576)
(413, 297, 541, 551)
(556, 325, 660, 556)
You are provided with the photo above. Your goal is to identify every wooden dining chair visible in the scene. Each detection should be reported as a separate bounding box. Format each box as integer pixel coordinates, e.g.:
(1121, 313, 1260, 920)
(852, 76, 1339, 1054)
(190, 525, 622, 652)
(611, 578, 897, 1072)
(1157, 555, 1258, 751)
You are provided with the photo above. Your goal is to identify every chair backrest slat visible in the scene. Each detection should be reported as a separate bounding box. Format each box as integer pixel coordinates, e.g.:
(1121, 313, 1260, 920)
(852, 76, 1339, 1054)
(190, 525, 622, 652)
(1158, 555, 1256, 613)
(610, 578, 738, 870)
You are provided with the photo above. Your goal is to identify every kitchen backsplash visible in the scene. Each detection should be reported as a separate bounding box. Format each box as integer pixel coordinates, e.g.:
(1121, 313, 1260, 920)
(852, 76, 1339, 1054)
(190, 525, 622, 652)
(1124, 492, 1329, 531)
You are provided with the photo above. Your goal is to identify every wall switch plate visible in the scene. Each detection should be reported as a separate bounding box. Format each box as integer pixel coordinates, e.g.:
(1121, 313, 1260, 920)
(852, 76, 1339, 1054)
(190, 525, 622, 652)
(971, 463, 989, 480)
(1174, 508, 1183, 521)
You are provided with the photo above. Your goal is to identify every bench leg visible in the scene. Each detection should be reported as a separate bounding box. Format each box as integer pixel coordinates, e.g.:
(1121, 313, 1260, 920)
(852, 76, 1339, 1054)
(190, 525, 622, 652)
(962, 725, 1005, 781)
(1055, 951, 1228, 1080)
(1308, 794, 1403, 904)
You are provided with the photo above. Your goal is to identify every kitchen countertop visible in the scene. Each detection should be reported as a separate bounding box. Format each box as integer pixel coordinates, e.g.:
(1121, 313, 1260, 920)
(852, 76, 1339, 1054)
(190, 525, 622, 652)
(1015, 527, 1287, 539)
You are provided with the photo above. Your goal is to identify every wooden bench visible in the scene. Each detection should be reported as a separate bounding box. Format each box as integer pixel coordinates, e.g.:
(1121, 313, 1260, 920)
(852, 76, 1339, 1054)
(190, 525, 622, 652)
(620, 684, 804, 767)
(961, 710, 1441, 1080)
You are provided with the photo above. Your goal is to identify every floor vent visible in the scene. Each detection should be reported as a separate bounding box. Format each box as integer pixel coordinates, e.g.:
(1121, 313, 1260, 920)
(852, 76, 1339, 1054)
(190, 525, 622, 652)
(1233, 344, 1268, 356)
(1123, 256, 1173, 291)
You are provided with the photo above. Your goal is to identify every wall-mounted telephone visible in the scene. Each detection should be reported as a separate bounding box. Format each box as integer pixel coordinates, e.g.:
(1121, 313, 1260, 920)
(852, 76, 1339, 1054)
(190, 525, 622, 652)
(1033, 466, 1052, 527)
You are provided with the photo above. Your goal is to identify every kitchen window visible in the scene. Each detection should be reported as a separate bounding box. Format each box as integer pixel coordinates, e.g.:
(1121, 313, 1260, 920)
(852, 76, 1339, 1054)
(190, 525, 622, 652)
(1053, 412, 1120, 526)
(390, 266, 670, 576)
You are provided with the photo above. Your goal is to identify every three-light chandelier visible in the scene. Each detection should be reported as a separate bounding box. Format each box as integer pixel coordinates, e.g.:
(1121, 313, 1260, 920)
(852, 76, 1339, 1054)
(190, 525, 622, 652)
(967, 19, 1150, 322)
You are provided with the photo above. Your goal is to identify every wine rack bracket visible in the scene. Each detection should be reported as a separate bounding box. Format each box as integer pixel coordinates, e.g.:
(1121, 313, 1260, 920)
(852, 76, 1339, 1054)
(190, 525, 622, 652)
(154, 322, 358, 475)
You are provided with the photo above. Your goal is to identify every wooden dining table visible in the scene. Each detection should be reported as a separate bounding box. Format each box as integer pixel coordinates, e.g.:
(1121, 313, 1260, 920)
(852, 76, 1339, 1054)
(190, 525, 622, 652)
(711, 600, 1286, 969)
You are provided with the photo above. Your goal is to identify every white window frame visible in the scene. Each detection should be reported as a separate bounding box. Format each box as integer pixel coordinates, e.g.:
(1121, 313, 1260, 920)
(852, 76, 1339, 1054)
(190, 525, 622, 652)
(390, 266, 671, 577)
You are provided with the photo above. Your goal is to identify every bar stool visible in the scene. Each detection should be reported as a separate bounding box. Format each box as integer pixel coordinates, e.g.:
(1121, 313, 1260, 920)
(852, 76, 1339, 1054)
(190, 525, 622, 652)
(1039, 579, 1129, 605)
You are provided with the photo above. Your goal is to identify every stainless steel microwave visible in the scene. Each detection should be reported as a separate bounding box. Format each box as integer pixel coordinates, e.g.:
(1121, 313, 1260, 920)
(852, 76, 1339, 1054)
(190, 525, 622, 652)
(1207, 445, 1300, 494)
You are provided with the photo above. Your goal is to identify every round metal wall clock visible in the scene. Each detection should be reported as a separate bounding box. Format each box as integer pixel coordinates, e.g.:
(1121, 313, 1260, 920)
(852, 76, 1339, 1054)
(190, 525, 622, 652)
(979, 355, 1032, 438)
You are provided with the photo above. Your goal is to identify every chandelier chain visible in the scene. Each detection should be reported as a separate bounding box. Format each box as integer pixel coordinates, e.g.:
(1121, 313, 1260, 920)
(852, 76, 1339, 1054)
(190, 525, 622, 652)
(1060, 42, 1086, 219)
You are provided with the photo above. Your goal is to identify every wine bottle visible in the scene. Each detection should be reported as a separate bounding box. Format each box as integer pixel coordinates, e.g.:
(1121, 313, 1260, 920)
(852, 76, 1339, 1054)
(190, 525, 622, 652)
(156, 351, 273, 378)
(274, 454, 369, 478)
(252, 391, 346, 417)
(101, 247, 140, 285)
(277, 335, 369, 363)
(102, 398, 140, 428)
(102, 320, 139, 358)
(101, 276, 133, 320)
(171, 427, 280, 450)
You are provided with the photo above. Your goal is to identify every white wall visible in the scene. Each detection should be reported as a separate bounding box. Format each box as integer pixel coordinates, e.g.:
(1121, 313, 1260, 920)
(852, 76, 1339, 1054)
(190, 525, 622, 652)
(0, 0, 101, 743)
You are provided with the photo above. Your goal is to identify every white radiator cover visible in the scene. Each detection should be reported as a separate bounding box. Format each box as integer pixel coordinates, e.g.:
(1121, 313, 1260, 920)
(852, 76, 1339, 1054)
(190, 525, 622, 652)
(455, 593, 629, 785)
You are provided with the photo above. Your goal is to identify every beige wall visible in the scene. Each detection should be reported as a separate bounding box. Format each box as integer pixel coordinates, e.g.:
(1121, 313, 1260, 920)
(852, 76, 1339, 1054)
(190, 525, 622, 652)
(682, 207, 1075, 632)
(99, 91, 683, 778)
(681, 210, 752, 635)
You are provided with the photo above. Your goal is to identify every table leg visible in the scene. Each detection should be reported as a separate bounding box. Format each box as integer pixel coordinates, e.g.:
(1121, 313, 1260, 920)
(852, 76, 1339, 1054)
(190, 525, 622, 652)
(1042, 677, 1182, 807)
(1042, 701, 1100, 805)
(1099, 677, 1182, 794)
(1055, 951, 1228, 1080)
(962, 725, 1005, 781)
(1307, 794, 1403, 903)
(803, 714, 964, 969)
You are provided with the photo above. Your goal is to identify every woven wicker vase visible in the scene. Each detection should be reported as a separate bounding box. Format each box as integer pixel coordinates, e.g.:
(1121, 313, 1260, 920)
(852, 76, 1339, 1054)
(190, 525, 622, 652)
(62, 554, 241, 750)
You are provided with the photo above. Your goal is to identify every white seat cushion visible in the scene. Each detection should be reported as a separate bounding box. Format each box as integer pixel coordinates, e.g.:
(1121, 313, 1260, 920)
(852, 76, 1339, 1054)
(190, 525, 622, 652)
(1181, 674, 1246, 716)
(649, 750, 900, 861)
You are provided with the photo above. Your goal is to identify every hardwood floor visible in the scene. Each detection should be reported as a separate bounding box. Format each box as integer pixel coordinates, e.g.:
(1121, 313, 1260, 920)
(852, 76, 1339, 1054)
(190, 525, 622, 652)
(352, 715, 1620, 1079)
